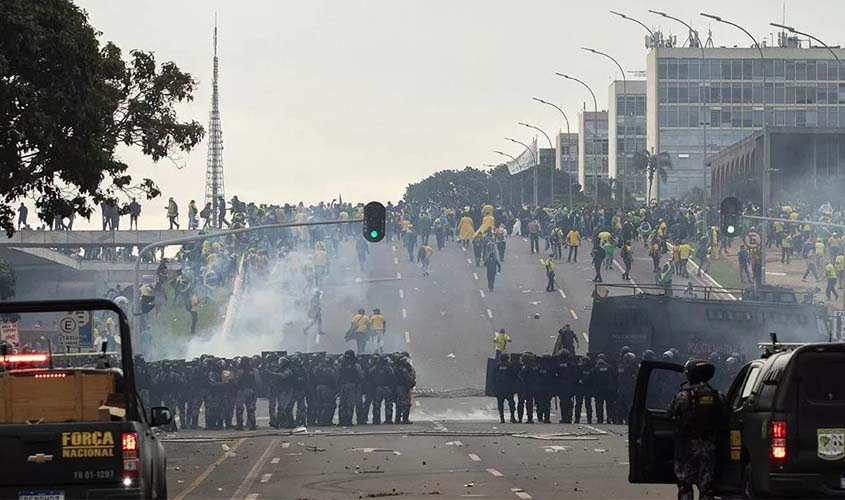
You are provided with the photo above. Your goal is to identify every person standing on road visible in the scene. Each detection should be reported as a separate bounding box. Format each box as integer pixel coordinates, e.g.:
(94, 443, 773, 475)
(394, 356, 416, 424)
(370, 308, 386, 354)
(371, 354, 395, 424)
(485, 250, 502, 292)
(405, 226, 418, 262)
(669, 360, 723, 500)
(554, 324, 578, 355)
(495, 224, 507, 261)
(528, 219, 540, 254)
(518, 353, 537, 424)
(566, 227, 581, 262)
(544, 254, 556, 292)
(337, 350, 364, 426)
(347, 309, 371, 354)
(621, 240, 633, 281)
(825, 262, 839, 301)
(493, 328, 511, 358)
(494, 353, 517, 423)
(573, 355, 594, 424)
(591, 244, 606, 283)
(554, 349, 576, 423)
(696, 237, 712, 278)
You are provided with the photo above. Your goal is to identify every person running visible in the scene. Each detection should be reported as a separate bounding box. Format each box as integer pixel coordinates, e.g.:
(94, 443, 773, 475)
(418, 243, 433, 276)
(303, 290, 324, 336)
(493, 328, 512, 359)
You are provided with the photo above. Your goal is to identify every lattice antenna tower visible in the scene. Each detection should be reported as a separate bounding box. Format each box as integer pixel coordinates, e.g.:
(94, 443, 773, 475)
(204, 14, 225, 228)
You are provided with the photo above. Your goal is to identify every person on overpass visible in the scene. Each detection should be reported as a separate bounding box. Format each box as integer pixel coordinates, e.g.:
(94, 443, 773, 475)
(17, 202, 28, 230)
(166, 197, 180, 230)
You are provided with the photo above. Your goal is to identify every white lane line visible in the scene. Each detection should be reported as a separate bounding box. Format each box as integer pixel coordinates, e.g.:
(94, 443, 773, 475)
(260, 473, 272, 483)
(462, 246, 466, 252)
(582, 332, 590, 343)
(570, 309, 578, 320)
(281, 442, 290, 449)
(245, 494, 260, 500)
(396, 272, 402, 279)
(558, 289, 566, 299)
(414, 400, 421, 407)
(583, 424, 608, 435)
(473, 272, 479, 280)
(271, 457, 280, 464)
(172, 438, 247, 500)
(393, 257, 399, 265)
(399, 289, 404, 299)
(486, 468, 504, 477)
(468, 453, 481, 461)
(230, 438, 280, 500)
(537, 258, 544, 264)
(514, 491, 532, 500)
(432, 420, 448, 431)
(402, 308, 408, 319)
(405, 331, 410, 344)
(315, 334, 320, 345)
(392, 245, 396, 252)
(467, 258, 473, 264)
(486, 309, 493, 319)
(479, 289, 486, 298)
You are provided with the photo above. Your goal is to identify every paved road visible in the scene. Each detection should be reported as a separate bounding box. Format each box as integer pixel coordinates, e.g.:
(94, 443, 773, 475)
(162, 233, 694, 499)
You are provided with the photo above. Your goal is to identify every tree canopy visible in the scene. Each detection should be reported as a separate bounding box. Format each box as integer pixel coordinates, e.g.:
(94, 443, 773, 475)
(0, 0, 205, 235)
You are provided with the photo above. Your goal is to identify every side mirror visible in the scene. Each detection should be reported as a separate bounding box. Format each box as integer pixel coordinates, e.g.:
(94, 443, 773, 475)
(150, 406, 173, 427)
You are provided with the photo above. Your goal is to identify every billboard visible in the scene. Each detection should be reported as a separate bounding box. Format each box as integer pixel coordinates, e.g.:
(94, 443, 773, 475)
(506, 137, 538, 175)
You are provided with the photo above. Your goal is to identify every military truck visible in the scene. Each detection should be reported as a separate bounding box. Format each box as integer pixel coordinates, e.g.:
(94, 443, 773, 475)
(587, 284, 830, 361)
(0, 299, 171, 499)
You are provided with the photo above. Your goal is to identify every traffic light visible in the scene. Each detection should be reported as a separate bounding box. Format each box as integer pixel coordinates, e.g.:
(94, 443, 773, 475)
(720, 196, 741, 237)
(363, 201, 386, 242)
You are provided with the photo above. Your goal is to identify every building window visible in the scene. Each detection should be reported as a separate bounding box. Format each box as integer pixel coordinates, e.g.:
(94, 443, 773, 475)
(774, 59, 785, 78)
(775, 109, 785, 126)
(753, 60, 763, 79)
(818, 61, 829, 81)
(710, 60, 722, 80)
(742, 108, 753, 128)
(807, 60, 817, 81)
(658, 59, 668, 80)
(668, 84, 678, 103)
(753, 110, 764, 128)
(753, 83, 764, 103)
(786, 60, 796, 80)
(742, 83, 752, 103)
(668, 59, 678, 79)
(679, 107, 689, 127)
(838, 83, 845, 104)
(775, 83, 785, 104)
(819, 84, 829, 104)
(710, 109, 721, 129)
(678, 84, 688, 103)
(807, 109, 817, 127)
(732, 60, 742, 81)
(742, 60, 753, 80)
(689, 108, 700, 128)
(722, 60, 732, 80)
(678, 59, 688, 80)
(796, 60, 807, 81)
(786, 84, 796, 104)
(796, 85, 806, 104)
(732, 108, 742, 128)
(732, 83, 742, 103)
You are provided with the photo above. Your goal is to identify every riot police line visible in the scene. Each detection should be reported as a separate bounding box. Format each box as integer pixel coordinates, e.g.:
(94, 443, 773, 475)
(485, 347, 744, 425)
(52, 350, 416, 431)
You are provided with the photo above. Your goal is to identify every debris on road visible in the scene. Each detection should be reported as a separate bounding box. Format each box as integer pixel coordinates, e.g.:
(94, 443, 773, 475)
(446, 353, 455, 358)
(444, 441, 464, 447)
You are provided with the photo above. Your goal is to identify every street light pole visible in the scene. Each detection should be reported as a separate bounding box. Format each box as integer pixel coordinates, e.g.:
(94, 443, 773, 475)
(483, 163, 506, 206)
(582, 47, 628, 211)
(701, 12, 768, 283)
(610, 10, 658, 47)
(518, 122, 554, 205)
(650, 10, 709, 206)
(770, 23, 842, 85)
(557, 73, 599, 207)
(532, 98, 573, 209)
(494, 150, 524, 206)
(505, 137, 539, 206)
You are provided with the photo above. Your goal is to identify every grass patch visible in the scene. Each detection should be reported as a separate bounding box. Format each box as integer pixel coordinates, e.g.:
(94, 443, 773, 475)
(145, 282, 231, 339)
(682, 242, 749, 291)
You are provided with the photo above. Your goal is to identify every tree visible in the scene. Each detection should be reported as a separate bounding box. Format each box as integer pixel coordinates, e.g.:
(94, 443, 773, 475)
(0, 257, 15, 301)
(0, 0, 205, 236)
(632, 150, 673, 202)
(404, 167, 495, 207)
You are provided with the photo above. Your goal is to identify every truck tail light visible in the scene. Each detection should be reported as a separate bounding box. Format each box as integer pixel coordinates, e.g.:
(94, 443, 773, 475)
(770, 420, 787, 466)
(121, 432, 139, 486)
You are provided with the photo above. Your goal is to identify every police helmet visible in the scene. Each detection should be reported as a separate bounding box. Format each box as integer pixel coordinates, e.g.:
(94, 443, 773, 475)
(498, 353, 509, 363)
(708, 352, 721, 363)
(620, 346, 632, 356)
(642, 350, 655, 361)
(684, 359, 716, 384)
(669, 348, 680, 358)
(725, 356, 739, 369)
(596, 353, 607, 361)
(343, 349, 356, 359)
(662, 350, 675, 361)
(558, 348, 571, 358)
(622, 352, 636, 364)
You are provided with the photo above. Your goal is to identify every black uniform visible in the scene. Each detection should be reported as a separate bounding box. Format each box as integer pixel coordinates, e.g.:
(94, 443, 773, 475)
(493, 355, 517, 423)
(554, 353, 577, 423)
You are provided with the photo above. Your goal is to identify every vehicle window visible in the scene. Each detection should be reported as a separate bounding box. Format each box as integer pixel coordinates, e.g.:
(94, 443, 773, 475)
(800, 358, 845, 403)
(740, 365, 761, 399)
(645, 368, 686, 412)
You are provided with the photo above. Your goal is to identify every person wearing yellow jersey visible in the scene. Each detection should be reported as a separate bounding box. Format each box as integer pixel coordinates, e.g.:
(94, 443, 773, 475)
(781, 233, 793, 264)
(825, 263, 840, 301)
(493, 328, 512, 359)
(815, 238, 826, 269)
(566, 228, 581, 262)
(773, 221, 784, 248)
(370, 308, 387, 354)
(677, 241, 692, 278)
(457, 214, 475, 247)
(347, 309, 371, 354)
(836, 254, 845, 290)
(828, 233, 842, 260)
(544, 254, 556, 292)
(671, 243, 681, 275)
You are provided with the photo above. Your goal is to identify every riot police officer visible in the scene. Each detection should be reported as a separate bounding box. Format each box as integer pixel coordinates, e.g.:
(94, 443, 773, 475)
(394, 356, 416, 424)
(669, 359, 723, 500)
(337, 350, 363, 426)
(517, 353, 537, 424)
(573, 355, 594, 424)
(554, 349, 577, 424)
(493, 353, 517, 423)
(314, 355, 338, 425)
(370, 354, 395, 424)
(234, 357, 257, 430)
(592, 355, 614, 425)
(536, 354, 556, 424)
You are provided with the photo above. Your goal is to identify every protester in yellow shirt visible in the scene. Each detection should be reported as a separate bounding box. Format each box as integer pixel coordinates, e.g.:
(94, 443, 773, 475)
(566, 229, 581, 263)
(370, 308, 386, 354)
(677, 241, 692, 277)
(347, 309, 371, 354)
(493, 328, 512, 358)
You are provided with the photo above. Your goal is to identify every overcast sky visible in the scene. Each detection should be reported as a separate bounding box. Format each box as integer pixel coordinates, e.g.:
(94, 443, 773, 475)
(65, 0, 844, 226)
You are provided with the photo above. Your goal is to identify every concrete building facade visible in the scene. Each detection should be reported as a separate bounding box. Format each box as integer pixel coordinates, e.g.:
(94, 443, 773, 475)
(646, 45, 845, 201)
(577, 111, 608, 193)
(608, 80, 647, 200)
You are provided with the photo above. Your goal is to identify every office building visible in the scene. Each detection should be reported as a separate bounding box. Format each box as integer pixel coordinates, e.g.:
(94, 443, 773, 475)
(577, 111, 609, 193)
(608, 80, 647, 200)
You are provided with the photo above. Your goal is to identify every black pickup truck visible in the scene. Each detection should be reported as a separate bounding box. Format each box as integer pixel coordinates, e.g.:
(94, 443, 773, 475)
(629, 342, 845, 499)
(0, 299, 172, 500)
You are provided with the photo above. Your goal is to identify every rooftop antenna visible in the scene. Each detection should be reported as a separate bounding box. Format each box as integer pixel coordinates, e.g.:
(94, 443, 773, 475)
(704, 28, 714, 48)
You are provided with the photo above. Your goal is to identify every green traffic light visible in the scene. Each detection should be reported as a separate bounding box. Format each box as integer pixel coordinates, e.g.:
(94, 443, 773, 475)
(370, 230, 379, 238)
(727, 224, 736, 235)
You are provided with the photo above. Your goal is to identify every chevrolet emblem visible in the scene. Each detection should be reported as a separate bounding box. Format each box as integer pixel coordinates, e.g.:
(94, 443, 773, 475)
(27, 453, 53, 464)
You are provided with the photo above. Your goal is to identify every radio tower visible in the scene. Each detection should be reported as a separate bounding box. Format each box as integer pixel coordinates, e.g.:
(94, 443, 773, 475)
(204, 16, 225, 228)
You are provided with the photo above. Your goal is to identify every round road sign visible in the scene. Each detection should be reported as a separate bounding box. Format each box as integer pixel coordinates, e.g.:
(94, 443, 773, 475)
(744, 229, 761, 249)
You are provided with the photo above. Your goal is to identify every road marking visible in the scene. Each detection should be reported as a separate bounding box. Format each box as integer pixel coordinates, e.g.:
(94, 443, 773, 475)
(467, 258, 473, 264)
(479, 289, 486, 298)
(415, 400, 421, 407)
(230, 438, 280, 500)
(392, 245, 396, 252)
(396, 272, 402, 279)
(315, 334, 320, 345)
(462, 246, 466, 252)
(260, 473, 272, 483)
(402, 308, 408, 318)
(486, 468, 504, 477)
(513, 491, 532, 499)
(538, 258, 544, 264)
(486, 309, 493, 319)
(473, 272, 479, 280)
(172, 438, 246, 500)
(393, 257, 399, 265)
(583, 424, 608, 435)
(281, 442, 290, 449)
(432, 420, 448, 431)
(570, 309, 578, 320)
(468, 453, 481, 461)
(558, 289, 566, 299)
(405, 331, 411, 344)
(582, 332, 590, 342)
(245, 495, 260, 500)
(399, 289, 404, 299)
(271, 457, 280, 464)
